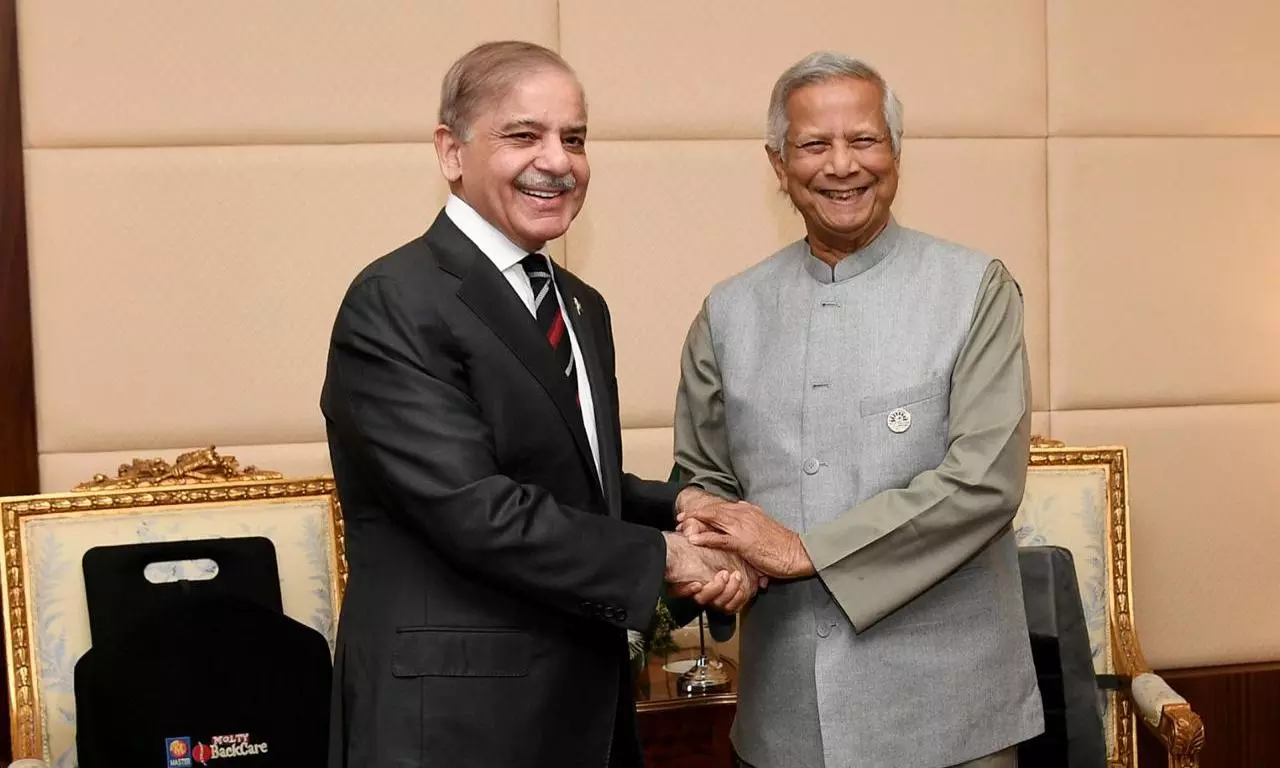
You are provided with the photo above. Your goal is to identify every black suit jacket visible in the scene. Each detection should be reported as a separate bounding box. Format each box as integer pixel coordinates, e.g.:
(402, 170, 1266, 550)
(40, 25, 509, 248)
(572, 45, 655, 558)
(321, 211, 677, 768)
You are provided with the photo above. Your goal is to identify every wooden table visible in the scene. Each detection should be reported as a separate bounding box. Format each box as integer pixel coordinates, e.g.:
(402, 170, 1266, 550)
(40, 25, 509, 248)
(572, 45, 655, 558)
(634, 652, 739, 768)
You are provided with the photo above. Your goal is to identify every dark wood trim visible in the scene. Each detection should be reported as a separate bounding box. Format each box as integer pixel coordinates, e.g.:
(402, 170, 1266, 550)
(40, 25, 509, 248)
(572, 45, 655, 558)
(0, 0, 37, 499)
(1154, 659, 1280, 677)
(638, 704, 735, 768)
(1135, 662, 1280, 768)
(1, 0, 35, 759)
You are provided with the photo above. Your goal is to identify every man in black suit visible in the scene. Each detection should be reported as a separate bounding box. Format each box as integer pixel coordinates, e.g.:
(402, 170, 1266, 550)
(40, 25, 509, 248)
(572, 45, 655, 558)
(321, 41, 755, 768)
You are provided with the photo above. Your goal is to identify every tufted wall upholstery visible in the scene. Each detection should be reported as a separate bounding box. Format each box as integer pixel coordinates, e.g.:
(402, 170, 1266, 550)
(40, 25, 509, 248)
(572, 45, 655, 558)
(15, 0, 1280, 669)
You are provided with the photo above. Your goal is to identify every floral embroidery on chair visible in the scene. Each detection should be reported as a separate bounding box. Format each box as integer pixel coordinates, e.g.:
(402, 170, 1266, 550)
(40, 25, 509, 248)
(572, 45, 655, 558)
(1015, 466, 1117, 758)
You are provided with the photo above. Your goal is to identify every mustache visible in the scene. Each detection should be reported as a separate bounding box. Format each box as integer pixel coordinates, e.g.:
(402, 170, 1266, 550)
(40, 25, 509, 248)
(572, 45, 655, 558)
(515, 171, 577, 191)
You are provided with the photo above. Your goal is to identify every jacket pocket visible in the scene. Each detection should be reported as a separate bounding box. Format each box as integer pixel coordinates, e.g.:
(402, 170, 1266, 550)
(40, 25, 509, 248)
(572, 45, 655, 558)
(391, 626, 532, 678)
(859, 375, 948, 417)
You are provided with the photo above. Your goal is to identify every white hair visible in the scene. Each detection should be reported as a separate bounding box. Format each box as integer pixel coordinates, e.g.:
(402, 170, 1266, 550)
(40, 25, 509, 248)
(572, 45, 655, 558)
(766, 51, 904, 158)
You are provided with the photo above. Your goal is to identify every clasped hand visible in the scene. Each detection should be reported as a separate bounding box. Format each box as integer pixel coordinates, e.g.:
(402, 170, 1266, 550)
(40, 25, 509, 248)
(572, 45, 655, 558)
(661, 486, 767, 614)
(674, 487, 816, 582)
(663, 529, 760, 614)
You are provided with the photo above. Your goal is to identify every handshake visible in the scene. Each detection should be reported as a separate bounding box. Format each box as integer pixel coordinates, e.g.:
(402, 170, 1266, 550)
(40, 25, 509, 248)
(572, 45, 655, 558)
(661, 486, 817, 614)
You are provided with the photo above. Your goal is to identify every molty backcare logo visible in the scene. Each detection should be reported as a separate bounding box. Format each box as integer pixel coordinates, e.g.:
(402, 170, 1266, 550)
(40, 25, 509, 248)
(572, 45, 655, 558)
(190, 733, 270, 764)
(165, 737, 193, 768)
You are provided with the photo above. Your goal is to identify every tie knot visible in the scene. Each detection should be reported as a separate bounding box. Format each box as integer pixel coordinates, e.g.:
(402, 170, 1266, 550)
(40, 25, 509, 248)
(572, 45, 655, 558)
(521, 254, 553, 299)
(520, 252, 549, 274)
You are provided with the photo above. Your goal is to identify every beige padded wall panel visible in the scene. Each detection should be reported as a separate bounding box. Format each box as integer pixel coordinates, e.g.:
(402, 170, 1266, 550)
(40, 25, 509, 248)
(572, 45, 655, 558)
(621, 427, 676, 482)
(17, 0, 558, 147)
(47, 416, 1042, 496)
(560, 0, 1045, 140)
(570, 138, 1048, 429)
(1048, 0, 1280, 135)
(1031, 411, 1050, 440)
(27, 144, 446, 453)
(894, 139, 1048, 411)
(1052, 406, 1280, 668)
(568, 140, 804, 428)
(39, 442, 332, 494)
(1048, 138, 1280, 410)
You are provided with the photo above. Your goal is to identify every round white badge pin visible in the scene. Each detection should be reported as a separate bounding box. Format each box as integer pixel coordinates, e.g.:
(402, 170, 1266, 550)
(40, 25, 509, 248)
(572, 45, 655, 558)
(887, 407, 912, 434)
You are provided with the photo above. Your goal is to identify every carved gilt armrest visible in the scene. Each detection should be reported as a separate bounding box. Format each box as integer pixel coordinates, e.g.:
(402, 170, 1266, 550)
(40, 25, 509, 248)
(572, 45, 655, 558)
(1129, 672, 1205, 768)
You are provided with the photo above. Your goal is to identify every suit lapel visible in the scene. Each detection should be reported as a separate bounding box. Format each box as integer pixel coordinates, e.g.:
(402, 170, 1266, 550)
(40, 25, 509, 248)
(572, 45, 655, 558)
(426, 214, 599, 492)
(555, 271, 623, 518)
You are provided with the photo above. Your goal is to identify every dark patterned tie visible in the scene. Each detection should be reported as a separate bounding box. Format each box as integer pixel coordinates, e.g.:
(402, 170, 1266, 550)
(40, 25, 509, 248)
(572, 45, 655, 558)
(520, 254, 577, 400)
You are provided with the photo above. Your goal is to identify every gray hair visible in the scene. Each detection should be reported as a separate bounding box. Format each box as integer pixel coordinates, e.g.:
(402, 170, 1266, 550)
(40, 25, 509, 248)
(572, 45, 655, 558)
(766, 51, 904, 158)
(438, 41, 580, 142)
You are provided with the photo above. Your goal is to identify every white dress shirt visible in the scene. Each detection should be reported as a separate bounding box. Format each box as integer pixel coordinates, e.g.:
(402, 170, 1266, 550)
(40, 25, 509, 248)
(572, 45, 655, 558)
(444, 194, 602, 485)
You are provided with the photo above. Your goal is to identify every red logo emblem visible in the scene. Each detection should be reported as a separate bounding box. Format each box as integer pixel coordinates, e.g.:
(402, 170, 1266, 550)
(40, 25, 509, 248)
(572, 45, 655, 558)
(169, 740, 189, 758)
(192, 742, 212, 765)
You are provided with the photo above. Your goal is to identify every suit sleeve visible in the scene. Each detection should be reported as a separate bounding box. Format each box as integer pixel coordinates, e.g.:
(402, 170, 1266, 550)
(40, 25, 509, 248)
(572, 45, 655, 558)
(619, 474, 680, 530)
(801, 261, 1032, 631)
(323, 275, 666, 632)
(672, 298, 742, 502)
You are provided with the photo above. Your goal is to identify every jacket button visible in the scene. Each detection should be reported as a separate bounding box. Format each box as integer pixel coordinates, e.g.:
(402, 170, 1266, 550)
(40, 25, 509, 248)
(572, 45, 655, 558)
(616, 608, 627, 622)
(603, 606, 615, 619)
(817, 624, 831, 638)
(802, 458, 820, 475)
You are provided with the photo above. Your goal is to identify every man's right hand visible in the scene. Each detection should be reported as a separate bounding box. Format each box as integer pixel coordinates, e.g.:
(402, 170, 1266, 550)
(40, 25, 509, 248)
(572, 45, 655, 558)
(662, 532, 758, 613)
(675, 489, 771, 592)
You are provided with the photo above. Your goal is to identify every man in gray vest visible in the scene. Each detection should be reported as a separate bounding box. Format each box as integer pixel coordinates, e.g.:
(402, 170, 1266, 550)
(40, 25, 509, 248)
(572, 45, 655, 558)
(672, 51, 1044, 768)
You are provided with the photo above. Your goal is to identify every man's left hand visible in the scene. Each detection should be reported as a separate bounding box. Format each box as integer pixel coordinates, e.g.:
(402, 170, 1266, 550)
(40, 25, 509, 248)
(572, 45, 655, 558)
(675, 486, 771, 590)
(678, 500, 816, 580)
(674, 485, 727, 520)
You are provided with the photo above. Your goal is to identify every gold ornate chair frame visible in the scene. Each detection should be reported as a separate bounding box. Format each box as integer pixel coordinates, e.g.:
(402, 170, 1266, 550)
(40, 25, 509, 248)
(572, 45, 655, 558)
(1023, 441, 1203, 768)
(1, 467, 347, 764)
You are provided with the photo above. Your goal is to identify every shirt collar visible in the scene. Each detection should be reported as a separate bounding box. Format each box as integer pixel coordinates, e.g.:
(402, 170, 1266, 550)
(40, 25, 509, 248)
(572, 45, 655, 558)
(444, 194, 547, 273)
(802, 217, 902, 284)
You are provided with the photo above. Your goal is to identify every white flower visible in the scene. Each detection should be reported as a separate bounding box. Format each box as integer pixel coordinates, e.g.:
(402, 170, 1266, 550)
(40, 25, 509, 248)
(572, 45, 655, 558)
(627, 629, 646, 660)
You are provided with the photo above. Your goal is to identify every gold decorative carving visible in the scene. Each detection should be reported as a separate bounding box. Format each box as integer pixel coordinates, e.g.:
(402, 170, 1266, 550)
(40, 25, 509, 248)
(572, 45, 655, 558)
(334, 498, 349, 591)
(1159, 704, 1205, 768)
(1, 477, 344, 759)
(1117, 695, 1134, 768)
(72, 446, 283, 491)
(2, 505, 36, 757)
(1030, 434, 1065, 448)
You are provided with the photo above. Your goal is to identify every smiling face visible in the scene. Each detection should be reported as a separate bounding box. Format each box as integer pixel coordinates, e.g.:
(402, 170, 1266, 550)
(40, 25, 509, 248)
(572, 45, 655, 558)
(434, 66, 590, 251)
(768, 76, 900, 265)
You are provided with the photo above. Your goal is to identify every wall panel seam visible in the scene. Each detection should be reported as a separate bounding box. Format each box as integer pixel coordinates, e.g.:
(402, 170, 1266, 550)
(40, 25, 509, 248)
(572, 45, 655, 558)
(23, 140, 438, 154)
(1050, 400, 1280, 416)
(22, 132, 1076, 152)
